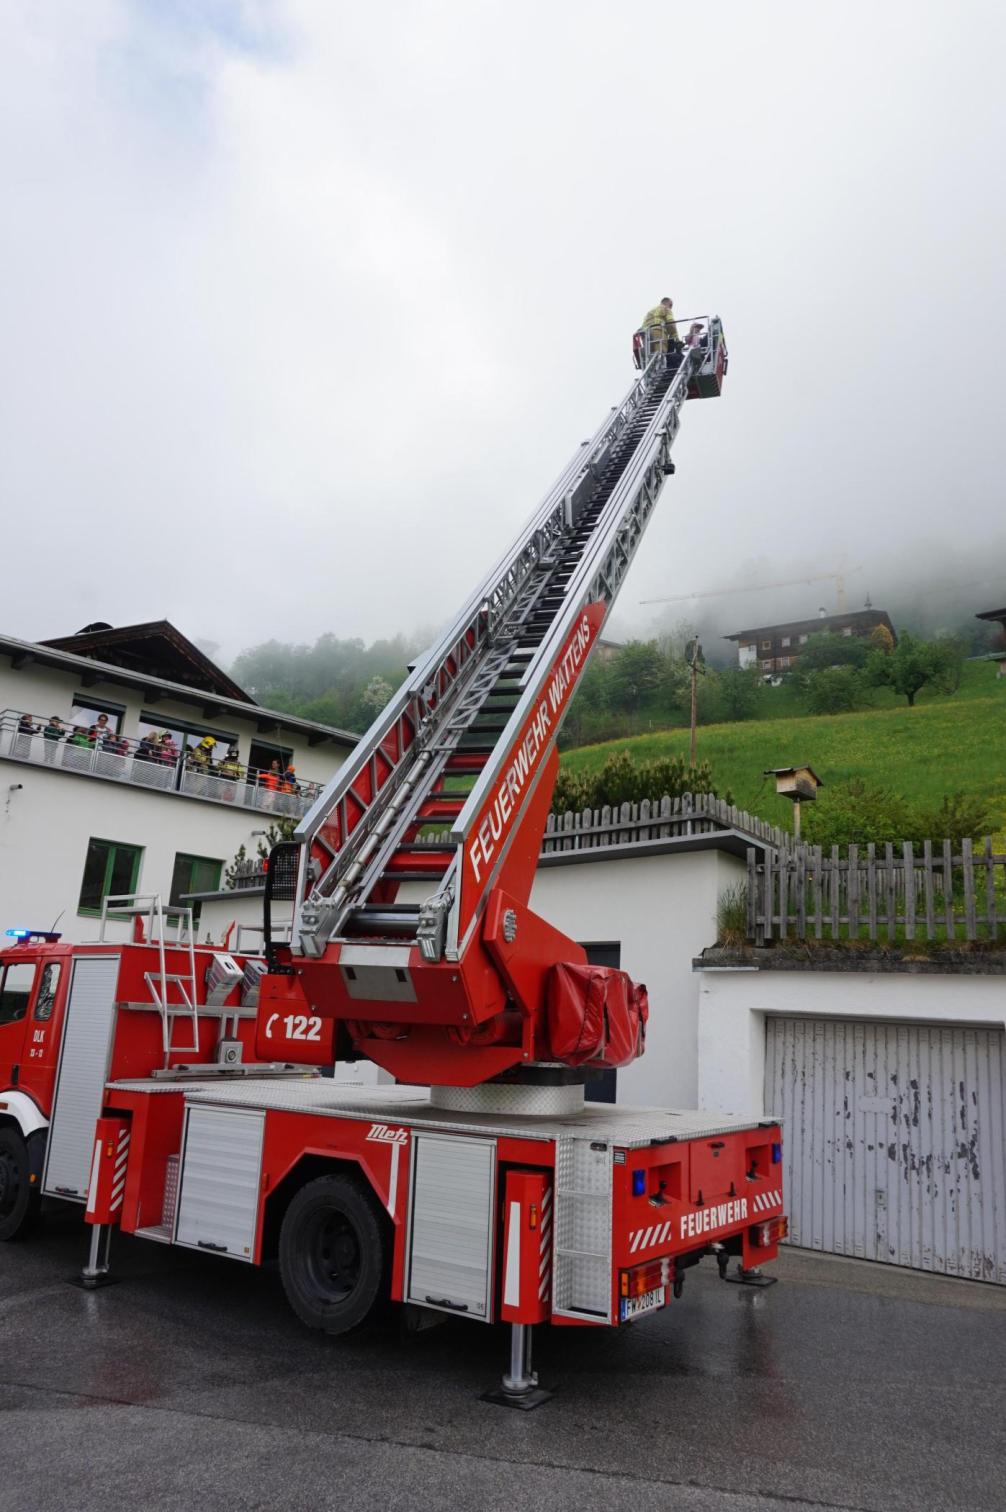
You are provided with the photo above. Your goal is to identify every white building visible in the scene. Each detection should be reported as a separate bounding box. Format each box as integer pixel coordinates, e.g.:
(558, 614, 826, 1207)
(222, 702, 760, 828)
(0, 620, 354, 942)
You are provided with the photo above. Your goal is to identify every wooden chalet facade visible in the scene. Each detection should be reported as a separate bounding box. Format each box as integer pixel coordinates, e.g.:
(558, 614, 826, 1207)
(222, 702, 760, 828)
(724, 608, 896, 677)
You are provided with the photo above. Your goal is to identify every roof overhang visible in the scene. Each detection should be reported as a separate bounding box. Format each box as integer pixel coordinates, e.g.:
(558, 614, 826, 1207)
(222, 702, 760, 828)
(0, 632, 357, 749)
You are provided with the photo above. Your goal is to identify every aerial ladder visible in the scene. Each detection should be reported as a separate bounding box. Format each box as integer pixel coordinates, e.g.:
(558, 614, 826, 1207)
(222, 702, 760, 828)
(268, 319, 729, 1088)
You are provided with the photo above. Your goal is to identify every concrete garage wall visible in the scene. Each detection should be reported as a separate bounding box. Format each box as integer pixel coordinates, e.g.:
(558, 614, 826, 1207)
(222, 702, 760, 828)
(530, 847, 746, 1107)
(695, 967, 1006, 1115)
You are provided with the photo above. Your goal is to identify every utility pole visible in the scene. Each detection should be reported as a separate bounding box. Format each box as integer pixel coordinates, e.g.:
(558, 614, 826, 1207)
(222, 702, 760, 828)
(686, 638, 704, 767)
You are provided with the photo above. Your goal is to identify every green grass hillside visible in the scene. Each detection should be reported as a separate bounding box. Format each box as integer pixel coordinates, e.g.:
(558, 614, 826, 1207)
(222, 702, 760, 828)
(560, 660, 1006, 837)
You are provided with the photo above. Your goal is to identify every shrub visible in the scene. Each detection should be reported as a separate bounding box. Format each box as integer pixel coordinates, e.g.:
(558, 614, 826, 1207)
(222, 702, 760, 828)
(803, 779, 913, 847)
(802, 781, 993, 849)
(907, 793, 993, 847)
(551, 750, 722, 813)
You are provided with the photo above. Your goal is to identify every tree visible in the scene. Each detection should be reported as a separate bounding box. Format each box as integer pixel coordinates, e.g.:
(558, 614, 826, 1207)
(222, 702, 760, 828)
(869, 623, 895, 654)
(717, 665, 762, 720)
(361, 675, 393, 713)
(608, 640, 665, 704)
(865, 632, 963, 707)
(795, 631, 870, 679)
(802, 665, 863, 714)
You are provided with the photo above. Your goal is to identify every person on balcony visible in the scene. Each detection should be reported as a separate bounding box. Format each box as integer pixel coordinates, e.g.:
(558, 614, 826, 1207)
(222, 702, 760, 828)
(69, 726, 91, 748)
(42, 715, 65, 763)
(13, 711, 38, 759)
(136, 731, 160, 763)
(280, 763, 299, 795)
(218, 747, 243, 800)
(88, 713, 112, 743)
(159, 732, 180, 765)
(259, 758, 281, 810)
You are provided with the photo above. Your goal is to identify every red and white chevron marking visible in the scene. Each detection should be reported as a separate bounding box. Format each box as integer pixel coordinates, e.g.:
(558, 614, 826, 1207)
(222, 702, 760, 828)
(752, 1189, 782, 1215)
(109, 1128, 130, 1214)
(537, 1186, 553, 1302)
(629, 1217, 675, 1254)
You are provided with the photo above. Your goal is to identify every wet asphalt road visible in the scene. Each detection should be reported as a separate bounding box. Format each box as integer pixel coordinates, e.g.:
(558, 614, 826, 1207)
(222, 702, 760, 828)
(1, 1205, 1004, 1512)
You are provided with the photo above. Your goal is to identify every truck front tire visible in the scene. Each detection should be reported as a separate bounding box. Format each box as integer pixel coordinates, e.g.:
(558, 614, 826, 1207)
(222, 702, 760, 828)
(279, 1172, 389, 1336)
(0, 1127, 41, 1242)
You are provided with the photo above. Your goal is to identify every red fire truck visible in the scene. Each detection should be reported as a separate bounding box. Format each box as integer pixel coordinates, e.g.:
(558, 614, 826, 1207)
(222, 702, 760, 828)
(0, 322, 785, 1407)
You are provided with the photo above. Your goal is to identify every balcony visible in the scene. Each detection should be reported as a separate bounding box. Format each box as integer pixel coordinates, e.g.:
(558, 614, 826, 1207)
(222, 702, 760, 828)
(0, 709, 324, 821)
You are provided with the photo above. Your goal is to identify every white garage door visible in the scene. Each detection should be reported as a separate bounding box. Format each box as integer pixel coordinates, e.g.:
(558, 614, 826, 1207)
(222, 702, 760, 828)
(765, 1018, 1006, 1284)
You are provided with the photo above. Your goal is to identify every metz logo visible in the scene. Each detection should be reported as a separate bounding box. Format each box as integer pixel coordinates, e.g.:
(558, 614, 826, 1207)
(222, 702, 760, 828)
(366, 1123, 409, 1145)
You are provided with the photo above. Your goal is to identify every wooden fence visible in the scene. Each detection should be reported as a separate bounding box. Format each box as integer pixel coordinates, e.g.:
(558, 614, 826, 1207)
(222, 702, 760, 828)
(542, 792, 791, 854)
(407, 792, 791, 855)
(747, 839, 1006, 944)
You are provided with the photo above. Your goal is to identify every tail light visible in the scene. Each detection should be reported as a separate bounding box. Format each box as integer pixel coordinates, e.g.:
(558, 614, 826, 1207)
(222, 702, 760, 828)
(751, 1216, 788, 1247)
(619, 1257, 672, 1297)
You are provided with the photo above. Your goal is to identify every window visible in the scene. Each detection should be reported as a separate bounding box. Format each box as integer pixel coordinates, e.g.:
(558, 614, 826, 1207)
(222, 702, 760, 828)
(34, 962, 61, 1021)
(760, 639, 772, 651)
(842, 626, 853, 637)
(78, 838, 143, 915)
(69, 695, 124, 734)
(799, 634, 808, 644)
(781, 636, 791, 648)
(170, 854, 224, 909)
(779, 656, 791, 669)
(0, 961, 36, 1026)
(761, 659, 772, 671)
(249, 740, 293, 776)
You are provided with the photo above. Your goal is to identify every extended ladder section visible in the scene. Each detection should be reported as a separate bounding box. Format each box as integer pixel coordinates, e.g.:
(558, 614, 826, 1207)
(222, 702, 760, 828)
(294, 320, 727, 965)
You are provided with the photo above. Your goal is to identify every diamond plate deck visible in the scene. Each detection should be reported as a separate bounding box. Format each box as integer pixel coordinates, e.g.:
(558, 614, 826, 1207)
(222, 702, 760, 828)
(106, 1076, 773, 1147)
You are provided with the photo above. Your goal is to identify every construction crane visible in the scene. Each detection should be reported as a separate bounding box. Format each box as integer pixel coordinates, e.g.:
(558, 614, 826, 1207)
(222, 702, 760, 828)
(268, 320, 731, 1088)
(640, 564, 863, 615)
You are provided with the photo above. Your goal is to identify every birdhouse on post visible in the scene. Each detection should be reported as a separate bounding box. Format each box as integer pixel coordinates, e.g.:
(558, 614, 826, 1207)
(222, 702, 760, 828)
(765, 765, 823, 842)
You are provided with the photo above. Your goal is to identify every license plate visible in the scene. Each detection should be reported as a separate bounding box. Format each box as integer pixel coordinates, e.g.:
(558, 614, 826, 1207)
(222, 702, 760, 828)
(619, 1285, 665, 1323)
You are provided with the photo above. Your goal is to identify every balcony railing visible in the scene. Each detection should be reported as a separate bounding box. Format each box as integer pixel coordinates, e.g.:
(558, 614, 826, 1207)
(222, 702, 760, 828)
(0, 710, 324, 820)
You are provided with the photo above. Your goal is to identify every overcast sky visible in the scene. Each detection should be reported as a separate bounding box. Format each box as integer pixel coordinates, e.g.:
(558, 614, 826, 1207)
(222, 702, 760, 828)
(2, 1, 1004, 664)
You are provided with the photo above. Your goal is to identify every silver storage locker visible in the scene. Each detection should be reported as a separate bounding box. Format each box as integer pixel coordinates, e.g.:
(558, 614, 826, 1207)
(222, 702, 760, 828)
(406, 1133, 496, 1319)
(174, 1105, 265, 1261)
(43, 955, 121, 1200)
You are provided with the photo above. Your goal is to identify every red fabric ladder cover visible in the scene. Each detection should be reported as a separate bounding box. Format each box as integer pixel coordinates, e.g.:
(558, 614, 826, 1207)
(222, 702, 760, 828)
(546, 962, 649, 1068)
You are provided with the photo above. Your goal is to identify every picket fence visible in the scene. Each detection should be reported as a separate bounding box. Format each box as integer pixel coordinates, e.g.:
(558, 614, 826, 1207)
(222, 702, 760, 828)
(746, 838, 1006, 944)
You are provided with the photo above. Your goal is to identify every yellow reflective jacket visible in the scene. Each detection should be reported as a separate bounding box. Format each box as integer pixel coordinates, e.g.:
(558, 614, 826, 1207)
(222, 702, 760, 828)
(642, 303, 678, 341)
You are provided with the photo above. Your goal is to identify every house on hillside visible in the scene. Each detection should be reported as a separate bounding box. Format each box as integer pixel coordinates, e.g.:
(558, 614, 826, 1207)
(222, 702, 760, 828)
(976, 606, 1006, 677)
(593, 637, 623, 665)
(724, 607, 896, 678)
(0, 619, 356, 940)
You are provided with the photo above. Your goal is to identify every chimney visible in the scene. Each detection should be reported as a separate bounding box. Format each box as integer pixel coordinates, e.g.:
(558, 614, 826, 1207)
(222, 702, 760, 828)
(818, 606, 826, 619)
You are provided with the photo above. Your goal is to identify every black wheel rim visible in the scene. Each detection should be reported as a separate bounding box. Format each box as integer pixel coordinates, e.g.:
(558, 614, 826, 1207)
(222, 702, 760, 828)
(304, 1208, 362, 1303)
(0, 1150, 21, 1219)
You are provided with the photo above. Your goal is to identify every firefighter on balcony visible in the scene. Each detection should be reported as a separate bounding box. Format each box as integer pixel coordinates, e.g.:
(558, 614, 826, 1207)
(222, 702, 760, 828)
(640, 297, 680, 369)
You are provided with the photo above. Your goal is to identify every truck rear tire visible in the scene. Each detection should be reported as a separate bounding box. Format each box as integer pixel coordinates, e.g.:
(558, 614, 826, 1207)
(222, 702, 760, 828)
(279, 1172, 389, 1336)
(0, 1127, 41, 1242)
